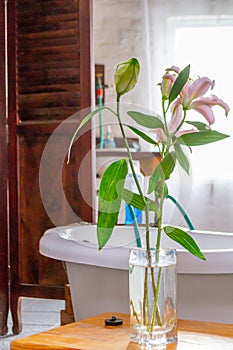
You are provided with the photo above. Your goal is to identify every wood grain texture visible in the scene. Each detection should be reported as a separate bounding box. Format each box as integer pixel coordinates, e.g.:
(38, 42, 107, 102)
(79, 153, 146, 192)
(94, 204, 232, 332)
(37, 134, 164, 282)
(16, 0, 81, 121)
(10, 313, 233, 350)
(0, 0, 9, 336)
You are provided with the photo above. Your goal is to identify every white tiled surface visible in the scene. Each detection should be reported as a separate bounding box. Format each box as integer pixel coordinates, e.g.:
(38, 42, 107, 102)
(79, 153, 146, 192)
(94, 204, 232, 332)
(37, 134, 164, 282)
(0, 298, 64, 350)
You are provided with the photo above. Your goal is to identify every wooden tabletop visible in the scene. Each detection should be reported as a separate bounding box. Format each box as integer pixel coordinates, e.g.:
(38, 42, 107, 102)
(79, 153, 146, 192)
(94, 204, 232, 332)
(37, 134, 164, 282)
(10, 312, 233, 350)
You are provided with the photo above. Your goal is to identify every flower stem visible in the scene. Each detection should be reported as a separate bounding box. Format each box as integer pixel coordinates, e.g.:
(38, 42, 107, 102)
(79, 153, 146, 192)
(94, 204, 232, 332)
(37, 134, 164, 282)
(116, 97, 150, 249)
(116, 99, 145, 198)
(150, 267, 162, 332)
(143, 267, 149, 328)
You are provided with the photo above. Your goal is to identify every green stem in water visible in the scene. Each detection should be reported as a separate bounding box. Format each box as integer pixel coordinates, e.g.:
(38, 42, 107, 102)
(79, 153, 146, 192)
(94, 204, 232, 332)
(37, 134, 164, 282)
(143, 267, 149, 328)
(150, 267, 162, 326)
(150, 266, 162, 332)
(130, 299, 140, 324)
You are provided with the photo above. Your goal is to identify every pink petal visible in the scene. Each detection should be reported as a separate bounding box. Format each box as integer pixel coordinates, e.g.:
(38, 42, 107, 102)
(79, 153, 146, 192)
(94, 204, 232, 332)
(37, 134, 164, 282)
(184, 77, 215, 104)
(169, 100, 183, 133)
(176, 129, 197, 137)
(156, 128, 167, 142)
(165, 66, 181, 74)
(194, 95, 230, 116)
(192, 104, 215, 125)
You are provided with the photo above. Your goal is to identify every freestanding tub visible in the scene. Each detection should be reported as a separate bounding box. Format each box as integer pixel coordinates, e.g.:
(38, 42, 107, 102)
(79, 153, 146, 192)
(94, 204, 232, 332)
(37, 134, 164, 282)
(39, 224, 233, 323)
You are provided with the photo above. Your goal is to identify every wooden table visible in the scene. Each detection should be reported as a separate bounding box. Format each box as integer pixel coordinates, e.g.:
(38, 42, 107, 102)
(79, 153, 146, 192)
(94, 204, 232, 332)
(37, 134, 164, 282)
(10, 312, 233, 350)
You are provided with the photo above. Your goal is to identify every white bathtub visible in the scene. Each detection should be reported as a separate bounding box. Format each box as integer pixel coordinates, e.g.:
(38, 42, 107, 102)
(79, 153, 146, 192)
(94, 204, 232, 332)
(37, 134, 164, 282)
(39, 224, 233, 323)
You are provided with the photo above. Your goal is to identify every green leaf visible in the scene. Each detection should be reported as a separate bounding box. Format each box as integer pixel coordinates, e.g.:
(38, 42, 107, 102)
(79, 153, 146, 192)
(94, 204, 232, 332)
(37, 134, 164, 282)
(97, 159, 128, 249)
(168, 65, 190, 105)
(164, 226, 206, 260)
(155, 182, 169, 200)
(185, 120, 209, 131)
(148, 152, 176, 194)
(122, 188, 158, 215)
(176, 130, 229, 146)
(114, 58, 140, 97)
(163, 183, 169, 198)
(127, 111, 164, 129)
(67, 106, 117, 162)
(174, 143, 190, 174)
(123, 124, 159, 146)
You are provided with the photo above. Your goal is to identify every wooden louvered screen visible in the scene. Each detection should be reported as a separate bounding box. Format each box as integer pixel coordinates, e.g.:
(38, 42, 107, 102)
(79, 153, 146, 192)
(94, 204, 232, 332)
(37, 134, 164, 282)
(0, 0, 9, 336)
(17, 0, 82, 121)
(7, 0, 93, 333)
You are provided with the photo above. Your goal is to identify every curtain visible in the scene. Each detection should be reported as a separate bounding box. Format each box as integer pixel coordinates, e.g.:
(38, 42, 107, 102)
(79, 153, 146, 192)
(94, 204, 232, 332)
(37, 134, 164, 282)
(147, 0, 233, 231)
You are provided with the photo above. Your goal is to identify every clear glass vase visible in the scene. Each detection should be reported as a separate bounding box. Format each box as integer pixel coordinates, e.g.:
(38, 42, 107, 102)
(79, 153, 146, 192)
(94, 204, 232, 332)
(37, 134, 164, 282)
(129, 248, 177, 348)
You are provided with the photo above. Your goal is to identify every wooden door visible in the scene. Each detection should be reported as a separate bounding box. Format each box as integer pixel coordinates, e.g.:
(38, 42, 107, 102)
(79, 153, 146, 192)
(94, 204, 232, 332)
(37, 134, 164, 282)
(0, 0, 9, 336)
(7, 0, 94, 333)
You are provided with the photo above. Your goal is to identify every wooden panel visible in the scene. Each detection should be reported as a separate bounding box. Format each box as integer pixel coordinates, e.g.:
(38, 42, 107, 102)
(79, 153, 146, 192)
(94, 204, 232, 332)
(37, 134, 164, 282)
(17, 122, 87, 286)
(0, 0, 9, 336)
(17, 131, 64, 285)
(16, 0, 81, 121)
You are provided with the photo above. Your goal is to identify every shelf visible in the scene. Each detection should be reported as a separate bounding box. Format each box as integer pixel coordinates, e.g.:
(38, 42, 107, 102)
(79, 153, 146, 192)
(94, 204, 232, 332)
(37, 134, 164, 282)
(96, 150, 161, 176)
(96, 149, 160, 159)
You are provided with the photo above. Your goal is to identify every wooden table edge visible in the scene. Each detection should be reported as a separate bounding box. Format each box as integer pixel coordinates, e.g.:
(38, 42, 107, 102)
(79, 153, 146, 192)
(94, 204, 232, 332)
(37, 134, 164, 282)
(10, 312, 233, 350)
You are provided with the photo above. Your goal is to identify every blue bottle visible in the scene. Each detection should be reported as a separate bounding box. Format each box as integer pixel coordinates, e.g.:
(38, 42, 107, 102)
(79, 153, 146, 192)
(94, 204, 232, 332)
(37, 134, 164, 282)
(125, 161, 144, 224)
(103, 126, 116, 148)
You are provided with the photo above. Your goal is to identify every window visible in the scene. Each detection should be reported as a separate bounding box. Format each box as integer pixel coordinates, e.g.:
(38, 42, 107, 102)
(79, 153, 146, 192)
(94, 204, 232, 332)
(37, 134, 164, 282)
(174, 24, 233, 180)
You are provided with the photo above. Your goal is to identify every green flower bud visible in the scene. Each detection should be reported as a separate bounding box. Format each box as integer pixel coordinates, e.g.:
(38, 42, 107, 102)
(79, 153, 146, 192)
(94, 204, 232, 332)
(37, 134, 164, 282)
(114, 58, 140, 98)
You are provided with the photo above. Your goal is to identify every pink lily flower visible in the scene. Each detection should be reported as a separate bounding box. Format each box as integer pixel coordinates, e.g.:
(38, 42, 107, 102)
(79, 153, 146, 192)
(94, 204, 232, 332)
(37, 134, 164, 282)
(157, 66, 230, 142)
(190, 95, 230, 125)
(181, 77, 215, 108)
(179, 77, 229, 125)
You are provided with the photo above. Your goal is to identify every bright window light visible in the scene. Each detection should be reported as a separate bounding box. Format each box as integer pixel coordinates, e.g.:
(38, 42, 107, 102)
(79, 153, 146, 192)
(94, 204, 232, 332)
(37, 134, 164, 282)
(175, 26, 233, 180)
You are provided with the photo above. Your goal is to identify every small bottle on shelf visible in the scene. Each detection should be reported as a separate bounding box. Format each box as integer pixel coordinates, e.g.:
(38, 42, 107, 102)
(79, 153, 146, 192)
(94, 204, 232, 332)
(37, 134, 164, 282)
(125, 161, 144, 224)
(103, 126, 116, 149)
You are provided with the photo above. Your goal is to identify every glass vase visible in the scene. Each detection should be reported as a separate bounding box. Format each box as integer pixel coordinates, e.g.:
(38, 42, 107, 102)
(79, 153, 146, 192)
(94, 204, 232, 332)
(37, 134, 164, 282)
(129, 248, 177, 348)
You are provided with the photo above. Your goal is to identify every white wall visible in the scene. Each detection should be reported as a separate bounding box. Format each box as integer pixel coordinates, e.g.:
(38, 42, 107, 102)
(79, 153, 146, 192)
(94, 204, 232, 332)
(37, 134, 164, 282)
(93, 0, 153, 140)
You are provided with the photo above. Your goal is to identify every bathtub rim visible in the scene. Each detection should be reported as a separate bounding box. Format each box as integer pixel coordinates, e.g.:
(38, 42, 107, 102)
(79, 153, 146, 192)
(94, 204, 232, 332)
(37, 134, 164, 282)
(39, 224, 233, 274)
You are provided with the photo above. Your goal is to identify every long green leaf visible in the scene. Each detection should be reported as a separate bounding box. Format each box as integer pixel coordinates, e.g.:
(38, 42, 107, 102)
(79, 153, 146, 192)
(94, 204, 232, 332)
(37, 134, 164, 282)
(124, 124, 159, 146)
(168, 65, 190, 105)
(176, 130, 229, 146)
(97, 159, 128, 249)
(67, 106, 117, 162)
(127, 111, 164, 129)
(122, 188, 158, 215)
(148, 152, 176, 194)
(164, 226, 206, 260)
(185, 120, 209, 131)
(174, 143, 190, 174)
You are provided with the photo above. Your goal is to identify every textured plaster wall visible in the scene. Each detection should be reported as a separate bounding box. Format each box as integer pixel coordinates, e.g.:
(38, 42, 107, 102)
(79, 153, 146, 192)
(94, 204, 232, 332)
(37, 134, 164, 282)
(93, 0, 153, 140)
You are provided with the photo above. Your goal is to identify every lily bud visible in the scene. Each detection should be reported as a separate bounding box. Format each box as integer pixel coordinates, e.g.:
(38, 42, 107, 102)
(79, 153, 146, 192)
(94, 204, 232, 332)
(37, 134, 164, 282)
(161, 74, 176, 99)
(114, 58, 140, 98)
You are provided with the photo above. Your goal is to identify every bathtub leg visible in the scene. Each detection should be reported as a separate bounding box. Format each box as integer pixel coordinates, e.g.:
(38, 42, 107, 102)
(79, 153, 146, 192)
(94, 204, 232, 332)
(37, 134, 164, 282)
(60, 284, 75, 325)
